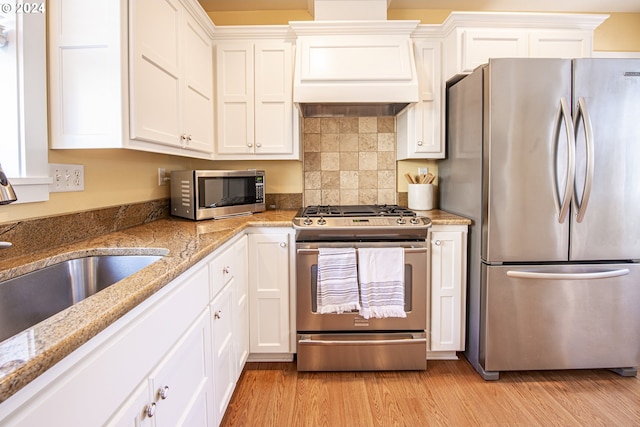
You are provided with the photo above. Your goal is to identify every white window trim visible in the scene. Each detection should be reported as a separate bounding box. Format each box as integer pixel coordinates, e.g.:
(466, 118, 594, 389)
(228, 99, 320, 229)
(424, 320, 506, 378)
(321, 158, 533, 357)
(10, 9, 51, 203)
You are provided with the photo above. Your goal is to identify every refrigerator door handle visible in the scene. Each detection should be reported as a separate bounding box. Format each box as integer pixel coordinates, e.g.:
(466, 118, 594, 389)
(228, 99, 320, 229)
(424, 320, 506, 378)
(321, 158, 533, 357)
(573, 96, 595, 223)
(554, 97, 575, 224)
(506, 269, 630, 280)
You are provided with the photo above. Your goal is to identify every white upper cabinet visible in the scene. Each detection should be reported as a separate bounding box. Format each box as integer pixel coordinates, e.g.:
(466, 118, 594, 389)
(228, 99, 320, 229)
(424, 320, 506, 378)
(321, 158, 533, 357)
(397, 36, 444, 159)
(214, 28, 299, 160)
(442, 12, 609, 79)
(49, 0, 215, 159)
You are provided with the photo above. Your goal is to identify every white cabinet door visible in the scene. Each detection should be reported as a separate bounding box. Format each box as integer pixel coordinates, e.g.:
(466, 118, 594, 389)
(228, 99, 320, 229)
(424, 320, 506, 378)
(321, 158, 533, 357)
(429, 225, 468, 355)
(232, 236, 250, 377)
(215, 42, 254, 155)
(254, 42, 293, 155)
(181, 10, 215, 154)
(130, 0, 213, 154)
(248, 232, 291, 354)
(460, 29, 528, 74)
(210, 283, 235, 425)
(150, 310, 213, 427)
(129, 0, 182, 148)
(106, 381, 153, 427)
(215, 39, 296, 159)
(48, 0, 126, 149)
(397, 40, 444, 160)
(529, 30, 593, 59)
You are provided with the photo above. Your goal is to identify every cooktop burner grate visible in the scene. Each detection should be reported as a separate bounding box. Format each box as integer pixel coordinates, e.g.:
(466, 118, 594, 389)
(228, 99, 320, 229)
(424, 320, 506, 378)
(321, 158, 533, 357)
(298, 204, 416, 218)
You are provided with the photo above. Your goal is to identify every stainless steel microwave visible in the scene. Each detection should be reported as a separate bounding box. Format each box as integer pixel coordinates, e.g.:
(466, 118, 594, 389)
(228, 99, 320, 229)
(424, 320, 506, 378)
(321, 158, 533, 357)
(170, 170, 265, 220)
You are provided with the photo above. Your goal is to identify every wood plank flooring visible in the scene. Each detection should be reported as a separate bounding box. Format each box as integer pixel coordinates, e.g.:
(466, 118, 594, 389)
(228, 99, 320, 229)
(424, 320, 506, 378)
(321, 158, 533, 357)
(220, 357, 640, 427)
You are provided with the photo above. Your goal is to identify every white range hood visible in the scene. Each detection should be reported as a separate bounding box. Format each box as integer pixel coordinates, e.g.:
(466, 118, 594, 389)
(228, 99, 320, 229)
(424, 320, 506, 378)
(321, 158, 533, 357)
(290, 0, 420, 116)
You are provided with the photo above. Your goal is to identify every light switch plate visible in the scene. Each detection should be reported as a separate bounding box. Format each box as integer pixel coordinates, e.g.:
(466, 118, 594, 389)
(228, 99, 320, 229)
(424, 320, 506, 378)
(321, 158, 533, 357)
(49, 163, 85, 192)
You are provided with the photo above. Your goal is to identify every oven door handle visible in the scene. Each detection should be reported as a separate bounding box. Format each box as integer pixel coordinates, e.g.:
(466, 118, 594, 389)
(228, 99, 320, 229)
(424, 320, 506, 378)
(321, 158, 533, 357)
(298, 337, 427, 346)
(296, 248, 428, 254)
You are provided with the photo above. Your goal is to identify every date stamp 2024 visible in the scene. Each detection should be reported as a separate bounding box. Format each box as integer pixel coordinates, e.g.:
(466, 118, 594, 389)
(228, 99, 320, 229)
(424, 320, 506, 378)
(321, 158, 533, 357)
(0, 3, 45, 14)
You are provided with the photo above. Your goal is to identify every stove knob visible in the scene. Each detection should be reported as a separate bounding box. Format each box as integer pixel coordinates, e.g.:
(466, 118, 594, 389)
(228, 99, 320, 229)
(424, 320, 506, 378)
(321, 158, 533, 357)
(410, 217, 420, 225)
(396, 217, 406, 225)
(317, 217, 327, 225)
(303, 216, 313, 226)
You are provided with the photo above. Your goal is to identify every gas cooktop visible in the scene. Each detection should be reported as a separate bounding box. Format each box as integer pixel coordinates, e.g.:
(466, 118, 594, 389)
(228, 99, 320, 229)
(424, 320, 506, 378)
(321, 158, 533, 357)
(296, 204, 416, 218)
(293, 205, 431, 241)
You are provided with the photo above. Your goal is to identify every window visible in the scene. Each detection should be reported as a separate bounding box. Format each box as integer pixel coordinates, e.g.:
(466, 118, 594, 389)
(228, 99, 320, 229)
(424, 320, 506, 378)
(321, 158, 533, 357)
(0, 5, 50, 203)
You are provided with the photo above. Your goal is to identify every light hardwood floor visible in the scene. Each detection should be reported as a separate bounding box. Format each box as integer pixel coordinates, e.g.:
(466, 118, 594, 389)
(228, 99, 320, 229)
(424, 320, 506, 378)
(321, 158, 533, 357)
(221, 358, 640, 427)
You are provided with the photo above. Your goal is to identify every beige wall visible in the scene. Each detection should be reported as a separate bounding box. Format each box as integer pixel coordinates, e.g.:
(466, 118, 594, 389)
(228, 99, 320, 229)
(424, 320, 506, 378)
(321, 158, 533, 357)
(1, 8, 637, 223)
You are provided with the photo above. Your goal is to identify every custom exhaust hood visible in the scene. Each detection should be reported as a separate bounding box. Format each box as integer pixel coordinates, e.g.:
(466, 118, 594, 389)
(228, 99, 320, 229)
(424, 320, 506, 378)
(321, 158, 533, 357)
(290, 0, 420, 117)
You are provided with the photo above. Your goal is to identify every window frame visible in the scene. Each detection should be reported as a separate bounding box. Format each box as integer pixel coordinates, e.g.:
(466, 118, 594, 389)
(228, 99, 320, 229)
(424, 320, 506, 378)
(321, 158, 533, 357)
(5, 8, 51, 203)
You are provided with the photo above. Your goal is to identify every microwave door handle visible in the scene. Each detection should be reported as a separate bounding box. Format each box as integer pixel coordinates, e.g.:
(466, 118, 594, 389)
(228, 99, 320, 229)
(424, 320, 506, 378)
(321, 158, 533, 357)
(554, 97, 575, 224)
(573, 96, 595, 223)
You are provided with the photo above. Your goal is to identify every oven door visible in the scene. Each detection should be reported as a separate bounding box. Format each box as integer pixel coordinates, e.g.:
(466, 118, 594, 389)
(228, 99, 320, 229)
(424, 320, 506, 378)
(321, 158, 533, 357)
(296, 242, 428, 332)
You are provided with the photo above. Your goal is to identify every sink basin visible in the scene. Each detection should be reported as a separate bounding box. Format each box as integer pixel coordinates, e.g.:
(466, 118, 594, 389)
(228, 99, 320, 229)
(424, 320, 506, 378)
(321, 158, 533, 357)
(0, 255, 163, 343)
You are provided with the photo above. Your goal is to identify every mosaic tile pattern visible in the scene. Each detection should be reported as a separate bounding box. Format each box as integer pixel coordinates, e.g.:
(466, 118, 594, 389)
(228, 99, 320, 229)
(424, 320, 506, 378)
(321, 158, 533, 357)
(303, 117, 396, 206)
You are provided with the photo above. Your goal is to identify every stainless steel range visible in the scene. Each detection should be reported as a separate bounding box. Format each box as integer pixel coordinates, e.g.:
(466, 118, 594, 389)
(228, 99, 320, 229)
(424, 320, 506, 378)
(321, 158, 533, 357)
(293, 205, 431, 371)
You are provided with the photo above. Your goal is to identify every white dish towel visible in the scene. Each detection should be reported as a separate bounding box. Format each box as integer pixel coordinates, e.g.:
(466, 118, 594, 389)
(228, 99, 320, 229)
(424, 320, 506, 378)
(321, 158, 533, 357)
(358, 247, 407, 319)
(316, 247, 361, 314)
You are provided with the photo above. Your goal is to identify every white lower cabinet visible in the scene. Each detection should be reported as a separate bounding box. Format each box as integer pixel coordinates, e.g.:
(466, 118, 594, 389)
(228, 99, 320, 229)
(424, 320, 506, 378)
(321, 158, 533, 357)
(210, 283, 235, 424)
(0, 261, 211, 427)
(207, 234, 249, 425)
(247, 229, 294, 359)
(0, 229, 291, 426)
(107, 310, 214, 427)
(428, 224, 468, 360)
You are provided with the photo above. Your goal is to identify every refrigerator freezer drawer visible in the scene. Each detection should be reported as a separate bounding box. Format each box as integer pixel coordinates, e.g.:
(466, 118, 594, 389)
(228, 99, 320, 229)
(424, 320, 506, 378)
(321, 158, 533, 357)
(483, 263, 640, 373)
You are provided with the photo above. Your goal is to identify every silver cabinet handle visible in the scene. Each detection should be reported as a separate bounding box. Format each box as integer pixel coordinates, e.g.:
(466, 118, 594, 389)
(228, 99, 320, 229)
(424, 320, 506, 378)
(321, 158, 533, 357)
(247, 143, 253, 147)
(146, 402, 157, 418)
(222, 266, 230, 274)
(279, 242, 287, 248)
(159, 385, 169, 400)
(434, 240, 441, 246)
(574, 96, 595, 224)
(256, 143, 262, 148)
(214, 310, 221, 319)
(507, 269, 629, 280)
(0, 242, 12, 249)
(417, 141, 423, 146)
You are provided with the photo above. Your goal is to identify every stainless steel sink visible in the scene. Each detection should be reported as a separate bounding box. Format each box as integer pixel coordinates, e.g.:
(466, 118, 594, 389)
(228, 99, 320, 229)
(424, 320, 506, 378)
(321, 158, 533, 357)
(0, 255, 163, 342)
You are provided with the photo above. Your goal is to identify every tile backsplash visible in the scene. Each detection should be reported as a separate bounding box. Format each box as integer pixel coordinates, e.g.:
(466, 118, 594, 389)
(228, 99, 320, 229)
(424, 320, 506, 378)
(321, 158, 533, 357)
(303, 116, 396, 206)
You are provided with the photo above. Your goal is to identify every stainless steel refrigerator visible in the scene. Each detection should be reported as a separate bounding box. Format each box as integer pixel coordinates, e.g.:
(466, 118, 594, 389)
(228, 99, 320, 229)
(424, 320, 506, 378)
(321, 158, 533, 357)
(441, 58, 640, 380)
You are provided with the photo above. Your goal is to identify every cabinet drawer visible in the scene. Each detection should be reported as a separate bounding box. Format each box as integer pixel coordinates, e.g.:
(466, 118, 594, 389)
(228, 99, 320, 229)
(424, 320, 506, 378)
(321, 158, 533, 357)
(209, 245, 236, 299)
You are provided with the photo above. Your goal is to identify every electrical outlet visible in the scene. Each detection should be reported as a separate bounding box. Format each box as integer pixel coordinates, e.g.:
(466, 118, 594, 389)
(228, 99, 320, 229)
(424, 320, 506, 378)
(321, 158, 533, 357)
(49, 164, 85, 192)
(158, 168, 167, 186)
(418, 167, 428, 176)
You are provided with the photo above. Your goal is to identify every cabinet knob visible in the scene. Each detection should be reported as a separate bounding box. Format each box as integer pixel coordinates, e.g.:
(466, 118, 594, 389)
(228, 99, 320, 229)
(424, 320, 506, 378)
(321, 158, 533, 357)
(279, 242, 287, 248)
(434, 240, 442, 246)
(181, 133, 188, 142)
(146, 402, 157, 418)
(417, 140, 423, 146)
(214, 310, 222, 319)
(186, 134, 192, 143)
(223, 266, 230, 274)
(159, 385, 170, 400)
(256, 143, 262, 148)
(247, 143, 253, 148)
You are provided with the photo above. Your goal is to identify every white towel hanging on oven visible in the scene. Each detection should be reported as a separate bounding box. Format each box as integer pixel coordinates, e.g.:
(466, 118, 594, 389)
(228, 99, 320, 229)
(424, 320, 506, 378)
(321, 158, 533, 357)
(358, 247, 406, 319)
(317, 247, 361, 314)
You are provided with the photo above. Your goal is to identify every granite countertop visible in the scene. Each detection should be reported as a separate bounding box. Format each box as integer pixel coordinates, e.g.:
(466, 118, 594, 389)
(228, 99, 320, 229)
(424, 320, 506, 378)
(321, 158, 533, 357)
(0, 208, 469, 403)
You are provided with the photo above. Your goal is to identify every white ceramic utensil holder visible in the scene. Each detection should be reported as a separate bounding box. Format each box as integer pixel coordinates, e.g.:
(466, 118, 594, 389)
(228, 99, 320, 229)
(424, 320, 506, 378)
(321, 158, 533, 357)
(408, 184, 434, 210)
